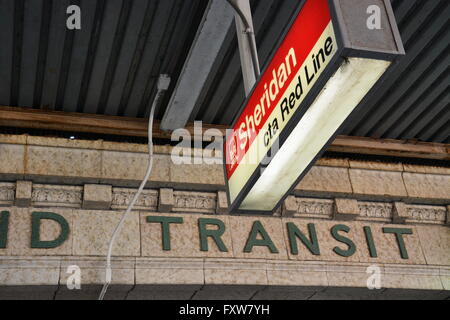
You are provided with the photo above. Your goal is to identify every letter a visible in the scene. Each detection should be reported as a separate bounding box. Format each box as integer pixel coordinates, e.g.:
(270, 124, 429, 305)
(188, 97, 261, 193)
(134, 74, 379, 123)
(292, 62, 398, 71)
(366, 5, 381, 30)
(67, 5, 81, 30)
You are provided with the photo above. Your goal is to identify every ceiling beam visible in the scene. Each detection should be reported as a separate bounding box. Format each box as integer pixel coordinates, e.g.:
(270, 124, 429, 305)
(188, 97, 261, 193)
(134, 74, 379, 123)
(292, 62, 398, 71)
(160, 0, 235, 131)
(0, 105, 448, 161)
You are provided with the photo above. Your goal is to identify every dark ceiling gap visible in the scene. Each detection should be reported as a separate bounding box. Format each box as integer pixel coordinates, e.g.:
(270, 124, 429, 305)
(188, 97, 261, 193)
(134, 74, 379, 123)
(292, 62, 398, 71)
(96, 0, 134, 115)
(10, 0, 24, 107)
(370, 43, 450, 138)
(33, 0, 53, 109)
(117, 0, 159, 117)
(54, 0, 81, 111)
(76, 0, 107, 113)
(399, 90, 449, 139)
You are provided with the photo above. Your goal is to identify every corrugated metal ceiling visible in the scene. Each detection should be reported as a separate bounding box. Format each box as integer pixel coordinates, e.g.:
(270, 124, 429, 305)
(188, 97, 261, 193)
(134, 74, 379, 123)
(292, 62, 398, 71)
(0, 0, 207, 117)
(0, 0, 448, 143)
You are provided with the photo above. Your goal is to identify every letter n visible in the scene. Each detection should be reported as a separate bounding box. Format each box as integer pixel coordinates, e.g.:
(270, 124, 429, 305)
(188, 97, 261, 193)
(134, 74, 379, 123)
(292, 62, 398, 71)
(287, 223, 320, 255)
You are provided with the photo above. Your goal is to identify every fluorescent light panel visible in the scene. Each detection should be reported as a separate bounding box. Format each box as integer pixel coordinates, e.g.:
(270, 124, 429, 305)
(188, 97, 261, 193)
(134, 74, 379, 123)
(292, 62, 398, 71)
(239, 57, 391, 211)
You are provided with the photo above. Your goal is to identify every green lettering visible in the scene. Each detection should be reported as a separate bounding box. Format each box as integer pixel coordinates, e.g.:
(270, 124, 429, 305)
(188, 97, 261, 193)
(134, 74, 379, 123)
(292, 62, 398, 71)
(244, 221, 278, 254)
(0, 211, 10, 248)
(198, 218, 228, 252)
(363, 226, 378, 258)
(382, 227, 412, 259)
(146, 216, 183, 251)
(31, 212, 70, 249)
(287, 222, 320, 255)
(331, 224, 356, 257)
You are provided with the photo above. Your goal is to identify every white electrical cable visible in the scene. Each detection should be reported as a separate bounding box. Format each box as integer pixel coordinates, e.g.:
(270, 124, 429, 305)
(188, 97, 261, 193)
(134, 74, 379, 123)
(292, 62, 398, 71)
(99, 75, 171, 300)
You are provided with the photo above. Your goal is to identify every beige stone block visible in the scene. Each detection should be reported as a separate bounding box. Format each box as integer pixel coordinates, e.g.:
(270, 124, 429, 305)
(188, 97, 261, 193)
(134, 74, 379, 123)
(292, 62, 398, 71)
(403, 173, 450, 201)
(416, 225, 450, 266)
(295, 166, 353, 195)
(15, 181, 32, 207)
(170, 162, 225, 188)
(392, 202, 408, 224)
(59, 257, 135, 286)
(140, 213, 233, 258)
(440, 267, 450, 291)
(0, 144, 25, 178)
(267, 261, 328, 287)
(382, 265, 443, 290)
(101, 151, 170, 185)
(158, 188, 173, 212)
(0, 257, 60, 286)
(204, 259, 268, 285)
(25, 146, 101, 182)
(216, 191, 229, 215)
(334, 198, 359, 220)
(0, 134, 27, 145)
(101, 141, 147, 153)
(281, 219, 366, 263)
(349, 160, 403, 172)
(403, 164, 450, 175)
(82, 184, 112, 210)
(27, 135, 103, 150)
(326, 263, 378, 289)
(282, 196, 297, 217)
(316, 158, 349, 168)
(100, 141, 171, 155)
(447, 206, 450, 226)
(349, 169, 407, 197)
(136, 258, 204, 285)
(229, 216, 288, 260)
(72, 210, 140, 256)
(3, 208, 73, 256)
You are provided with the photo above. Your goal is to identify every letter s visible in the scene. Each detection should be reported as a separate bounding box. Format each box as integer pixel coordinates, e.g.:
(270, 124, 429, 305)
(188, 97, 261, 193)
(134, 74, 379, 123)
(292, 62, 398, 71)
(238, 123, 248, 150)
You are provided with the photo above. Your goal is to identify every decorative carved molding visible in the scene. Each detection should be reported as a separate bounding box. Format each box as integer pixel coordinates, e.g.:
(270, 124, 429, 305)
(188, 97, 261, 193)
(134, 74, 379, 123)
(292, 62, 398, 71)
(111, 188, 158, 211)
(173, 191, 217, 214)
(405, 205, 447, 225)
(31, 184, 82, 208)
(357, 202, 393, 222)
(290, 198, 334, 219)
(1, 181, 449, 226)
(0, 183, 15, 205)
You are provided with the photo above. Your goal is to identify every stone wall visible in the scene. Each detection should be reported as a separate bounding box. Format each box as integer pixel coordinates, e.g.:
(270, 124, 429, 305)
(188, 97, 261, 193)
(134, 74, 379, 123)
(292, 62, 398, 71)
(0, 134, 449, 204)
(0, 134, 449, 299)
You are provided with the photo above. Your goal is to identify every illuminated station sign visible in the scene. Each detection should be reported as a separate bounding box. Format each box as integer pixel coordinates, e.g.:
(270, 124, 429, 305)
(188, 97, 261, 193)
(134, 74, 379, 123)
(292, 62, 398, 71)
(224, 0, 404, 214)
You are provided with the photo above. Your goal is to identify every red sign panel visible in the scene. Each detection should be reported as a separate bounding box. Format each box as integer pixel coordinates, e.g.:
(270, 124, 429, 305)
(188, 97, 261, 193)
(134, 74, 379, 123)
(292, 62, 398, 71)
(225, 0, 333, 180)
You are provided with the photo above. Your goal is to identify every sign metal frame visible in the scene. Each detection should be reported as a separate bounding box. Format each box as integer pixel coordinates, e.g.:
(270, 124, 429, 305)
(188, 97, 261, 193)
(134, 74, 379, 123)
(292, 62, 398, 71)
(223, 0, 404, 215)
